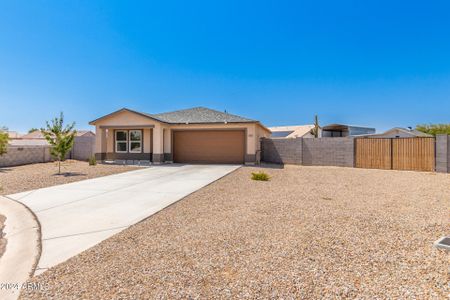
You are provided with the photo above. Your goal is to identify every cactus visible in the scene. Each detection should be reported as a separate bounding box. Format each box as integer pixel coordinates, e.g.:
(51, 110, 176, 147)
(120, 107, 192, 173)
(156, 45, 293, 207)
(311, 114, 321, 138)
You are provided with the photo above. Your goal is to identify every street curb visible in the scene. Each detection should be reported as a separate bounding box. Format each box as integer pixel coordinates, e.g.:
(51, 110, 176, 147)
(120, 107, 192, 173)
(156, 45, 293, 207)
(0, 196, 41, 300)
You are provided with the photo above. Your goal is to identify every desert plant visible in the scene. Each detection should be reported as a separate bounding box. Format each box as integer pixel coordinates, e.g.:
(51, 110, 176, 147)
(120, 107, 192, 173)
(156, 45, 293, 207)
(310, 114, 321, 138)
(28, 128, 39, 134)
(41, 112, 76, 174)
(0, 127, 9, 156)
(251, 171, 270, 181)
(416, 124, 450, 136)
(88, 155, 97, 166)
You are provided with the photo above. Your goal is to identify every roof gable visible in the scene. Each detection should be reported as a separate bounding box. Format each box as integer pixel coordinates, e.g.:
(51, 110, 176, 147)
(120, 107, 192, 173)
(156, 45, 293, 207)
(89, 108, 165, 125)
(21, 131, 44, 139)
(269, 125, 314, 138)
(383, 127, 433, 137)
(150, 107, 255, 124)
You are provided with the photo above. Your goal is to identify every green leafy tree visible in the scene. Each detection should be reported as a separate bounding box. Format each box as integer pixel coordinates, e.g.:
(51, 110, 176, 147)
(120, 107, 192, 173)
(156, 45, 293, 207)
(416, 124, 450, 136)
(28, 128, 39, 133)
(41, 113, 76, 174)
(310, 114, 321, 138)
(0, 127, 9, 156)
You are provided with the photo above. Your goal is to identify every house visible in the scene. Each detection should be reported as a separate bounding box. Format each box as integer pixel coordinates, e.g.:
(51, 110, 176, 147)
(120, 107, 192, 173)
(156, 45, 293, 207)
(20, 130, 95, 140)
(89, 107, 271, 164)
(363, 127, 433, 138)
(269, 125, 316, 138)
(321, 124, 376, 137)
(10, 130, 95, 146)
(7, 131, 22, 139)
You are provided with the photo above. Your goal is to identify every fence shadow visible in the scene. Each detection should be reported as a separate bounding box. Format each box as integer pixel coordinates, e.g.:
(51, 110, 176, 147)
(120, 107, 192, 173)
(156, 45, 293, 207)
(247, 163, 284, 170)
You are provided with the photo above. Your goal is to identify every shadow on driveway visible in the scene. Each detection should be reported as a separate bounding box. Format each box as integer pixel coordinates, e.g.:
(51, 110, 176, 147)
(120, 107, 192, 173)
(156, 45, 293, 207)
(52, 172, 87, 177)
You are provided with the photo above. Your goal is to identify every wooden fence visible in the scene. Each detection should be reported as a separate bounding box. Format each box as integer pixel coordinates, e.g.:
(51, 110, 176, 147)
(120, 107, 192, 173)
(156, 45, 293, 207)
(355, 137, 435, 172)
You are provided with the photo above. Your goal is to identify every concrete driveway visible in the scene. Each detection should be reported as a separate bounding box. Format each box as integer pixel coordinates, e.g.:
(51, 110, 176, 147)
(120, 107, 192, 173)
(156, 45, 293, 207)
(8, 164, 240, 275)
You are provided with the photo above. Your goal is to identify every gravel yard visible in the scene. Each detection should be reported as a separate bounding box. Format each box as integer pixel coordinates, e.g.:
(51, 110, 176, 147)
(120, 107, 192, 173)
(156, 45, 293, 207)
(20, 165, 449, 299)
(0, 160, 140, 195)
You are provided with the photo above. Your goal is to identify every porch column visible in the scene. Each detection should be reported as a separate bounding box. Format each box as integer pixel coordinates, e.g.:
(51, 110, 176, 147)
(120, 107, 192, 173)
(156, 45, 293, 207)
(245, 124, 257, 165)
(152, 124, 164, 163)
(163, 128, 173, 162)
(95, 126, 107, 161)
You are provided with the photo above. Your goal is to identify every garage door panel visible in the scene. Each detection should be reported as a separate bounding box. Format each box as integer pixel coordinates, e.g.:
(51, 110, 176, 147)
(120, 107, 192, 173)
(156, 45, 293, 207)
(173, 130, 245, 164)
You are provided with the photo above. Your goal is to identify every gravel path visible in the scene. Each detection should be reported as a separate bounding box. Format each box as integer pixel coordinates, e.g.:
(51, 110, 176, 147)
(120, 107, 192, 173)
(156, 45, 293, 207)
(0, 161, 140, 195)
(0, 214, 5, 258)
(20, 166, 449, 299)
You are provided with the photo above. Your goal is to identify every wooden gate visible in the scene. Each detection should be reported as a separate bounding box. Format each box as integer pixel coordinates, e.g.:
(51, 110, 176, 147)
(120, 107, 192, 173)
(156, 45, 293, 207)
(355, 137, 435, 172)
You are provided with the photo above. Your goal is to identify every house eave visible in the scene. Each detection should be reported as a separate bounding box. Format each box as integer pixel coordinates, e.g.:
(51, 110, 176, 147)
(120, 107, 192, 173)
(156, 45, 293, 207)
(89, 108, 168, 125)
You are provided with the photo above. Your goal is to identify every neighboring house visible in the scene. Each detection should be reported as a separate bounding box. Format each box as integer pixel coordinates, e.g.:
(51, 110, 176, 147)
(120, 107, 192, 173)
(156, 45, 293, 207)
(363, 127, 433, 138)
(9, 130, 96, 161)
(7, 131, 22, 139)
(20, 130, 95, 140)
(322, 124, 376, 137)
(89, 107, 271, 164)
(269, 125, 315, 138)
(11, 130, 95, 146)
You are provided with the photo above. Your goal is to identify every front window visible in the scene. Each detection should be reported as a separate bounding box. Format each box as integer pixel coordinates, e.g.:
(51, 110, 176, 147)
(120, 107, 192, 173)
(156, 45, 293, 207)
(115, 130, 128, 153)
(129, 130, 142, 153)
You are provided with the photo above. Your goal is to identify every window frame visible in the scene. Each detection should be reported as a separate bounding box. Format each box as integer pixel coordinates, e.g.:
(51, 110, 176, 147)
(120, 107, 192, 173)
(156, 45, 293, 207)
(129, 130, 143, 153)
(115, 130, 128, 153)
(114, 129, 143, 154)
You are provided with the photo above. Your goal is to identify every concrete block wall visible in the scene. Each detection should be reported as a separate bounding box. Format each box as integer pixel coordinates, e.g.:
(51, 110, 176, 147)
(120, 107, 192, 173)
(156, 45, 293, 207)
(261, 138, 303, 164)
(302, 137, 355, 167)
(435, 134, 449, 173)
(0, 145, 51, 167)
(70, 136, 95, 161)
(261, 137, 355, 168)
(0, 137, 95, 168)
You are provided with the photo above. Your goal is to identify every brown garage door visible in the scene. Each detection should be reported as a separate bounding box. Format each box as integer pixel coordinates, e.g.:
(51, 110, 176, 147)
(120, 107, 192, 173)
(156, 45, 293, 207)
(173, 130, 245, 164)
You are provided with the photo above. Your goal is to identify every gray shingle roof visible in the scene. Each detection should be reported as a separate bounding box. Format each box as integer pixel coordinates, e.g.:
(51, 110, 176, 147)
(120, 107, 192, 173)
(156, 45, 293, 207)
(149, 107, 255, 124)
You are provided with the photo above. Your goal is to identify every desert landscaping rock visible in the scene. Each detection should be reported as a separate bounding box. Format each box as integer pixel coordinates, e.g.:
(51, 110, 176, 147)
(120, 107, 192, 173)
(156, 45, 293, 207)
(20, 166, 450, 299)
(0, 160, 139, 195)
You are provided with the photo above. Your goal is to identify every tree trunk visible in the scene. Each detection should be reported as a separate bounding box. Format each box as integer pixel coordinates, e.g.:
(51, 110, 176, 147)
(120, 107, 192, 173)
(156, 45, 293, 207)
(58, 159, 61, 174)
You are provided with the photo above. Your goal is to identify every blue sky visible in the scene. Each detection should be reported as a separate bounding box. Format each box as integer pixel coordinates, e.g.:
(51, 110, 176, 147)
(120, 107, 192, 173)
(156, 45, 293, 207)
(1, 0, 449, 133)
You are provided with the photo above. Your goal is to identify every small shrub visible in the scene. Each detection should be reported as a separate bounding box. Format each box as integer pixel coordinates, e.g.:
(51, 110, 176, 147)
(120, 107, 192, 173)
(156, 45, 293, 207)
(251, 171, 270, 181)
(88, 155, 97, 166)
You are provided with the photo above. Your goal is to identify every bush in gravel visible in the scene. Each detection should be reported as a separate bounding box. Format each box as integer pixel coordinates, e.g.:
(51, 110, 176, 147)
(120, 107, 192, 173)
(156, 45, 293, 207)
(88, 156, 97, 166)
(251, 171, 270, 181)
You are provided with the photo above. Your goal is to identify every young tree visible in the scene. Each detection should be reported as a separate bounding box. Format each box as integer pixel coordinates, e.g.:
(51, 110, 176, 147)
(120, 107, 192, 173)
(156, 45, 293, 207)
(416, 124, 450, 136)
(41, 113, 76, 174)
(0, 127, 9, 156)
(310, 114, 321, 138)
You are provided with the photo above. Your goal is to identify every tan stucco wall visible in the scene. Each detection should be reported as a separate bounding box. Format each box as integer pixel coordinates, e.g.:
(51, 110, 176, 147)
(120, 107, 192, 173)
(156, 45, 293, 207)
(92, 110, 270, 158)
(256, 124, 271, 151)
(163, 128, 171, 154)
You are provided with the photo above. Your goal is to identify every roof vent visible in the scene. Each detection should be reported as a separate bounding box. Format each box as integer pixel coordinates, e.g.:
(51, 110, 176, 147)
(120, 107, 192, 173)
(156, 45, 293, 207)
(434, 236, 450, 251)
